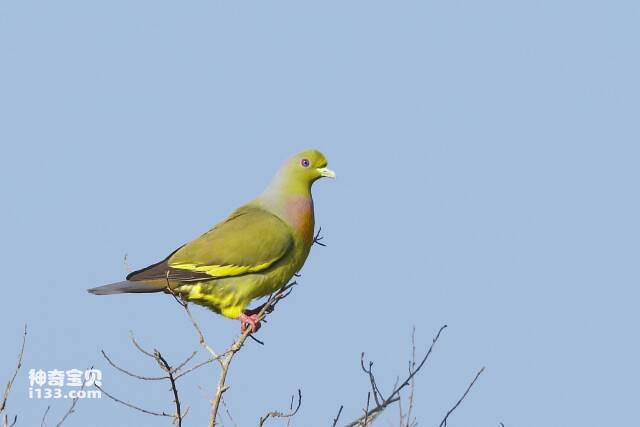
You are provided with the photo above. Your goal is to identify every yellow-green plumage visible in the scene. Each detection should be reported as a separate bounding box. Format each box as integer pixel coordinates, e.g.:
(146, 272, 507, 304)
(170, 205, 307, 318)
(88, 149, 334, 322)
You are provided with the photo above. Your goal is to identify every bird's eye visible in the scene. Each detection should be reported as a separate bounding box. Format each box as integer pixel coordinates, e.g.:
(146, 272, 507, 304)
(301, 159, 310, 168)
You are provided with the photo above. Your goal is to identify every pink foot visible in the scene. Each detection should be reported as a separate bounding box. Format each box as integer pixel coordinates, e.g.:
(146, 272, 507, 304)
(238, 313, 261, 333)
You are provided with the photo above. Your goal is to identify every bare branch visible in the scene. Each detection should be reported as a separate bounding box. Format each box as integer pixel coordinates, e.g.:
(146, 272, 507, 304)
(438, 367, 485, 427)
(176, 293, 223, 362)
(172, 351, 198, 375)
(41, 405, 51, 427)
(360, 355, 384, 406)
(0, 325, 27, 416)
(405, 327, 417, 427)
(3, 414, 17, 427)
(96, 384, 174, 418)
(397, 381, 404, 427)
(129, 331, 157, 359)
(101, 334, 201, 425)
(331, 405, 344, 427)
(55, 371, 88, 427)
(164, 276, 224, 362)
(257, 389, 302, 426)
(208, 281, 297, 427)
(154, 350, 184, 427)
(395, 325, 447, 395)
(363, 392, 371, 426)
(98, 279, 295, 426)
(286, 393, 295, 427)
(123, 253, 132, 274)
(345, 325, 448, 427)
(221, 398, 238, 427)
(174, 357, 218, 381)
(101, 350, 168, 381)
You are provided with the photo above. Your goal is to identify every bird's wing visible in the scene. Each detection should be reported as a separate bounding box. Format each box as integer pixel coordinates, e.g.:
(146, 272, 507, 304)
(127, 206, 293, 282)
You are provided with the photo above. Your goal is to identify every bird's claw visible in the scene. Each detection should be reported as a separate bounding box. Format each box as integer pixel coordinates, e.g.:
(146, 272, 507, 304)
(238, 313, 261, 333)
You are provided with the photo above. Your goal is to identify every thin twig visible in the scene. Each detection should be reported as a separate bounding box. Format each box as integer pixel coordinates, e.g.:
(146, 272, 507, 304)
(247, 334, 265, 345)
(344, 325, 448, 427)
(96, 384, 173, 418)
(221, 398, 238, 427)
(123, 253, 132, 274)
(0, 325, 27, 415)
(405, 327, 417, 427)
(395, 325, 447, 395)
(101, 335, 203, 425)
(154, 350, 183, 427)
(3, 414, 17, 427)
(360, 356, 384, 406)
(397, 378, 404, 427)
(164, 277, 223, 362)
(55, 368, 89, 427)
(331, 405, 344, 427)
(172, 351, 198, 374)
(258, 389, 302, 426)
(286, 393, 295, 427)
(41, 405, 51, 427)
(101, 350, 168, 381)
(180, 296, 222, 362)
(174, 356, 219, 381)
(363, 392, 371, 426)
(129, 332, 156, 359)
(438, 367, 485, 427)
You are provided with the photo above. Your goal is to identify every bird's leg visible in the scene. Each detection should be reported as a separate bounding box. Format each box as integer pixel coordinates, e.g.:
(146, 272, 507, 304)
(238, 313, 261, 333)
(244, 290, 290, 317)
(239, 285, 296, 333)
(243, 302, 272, 317)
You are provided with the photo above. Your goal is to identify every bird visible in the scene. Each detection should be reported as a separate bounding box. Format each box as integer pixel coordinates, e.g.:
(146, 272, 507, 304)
(88, 149, 335, 333)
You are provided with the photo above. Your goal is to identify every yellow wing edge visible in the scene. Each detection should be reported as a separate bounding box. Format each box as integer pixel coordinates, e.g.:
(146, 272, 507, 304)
(169, 261, 275, 278)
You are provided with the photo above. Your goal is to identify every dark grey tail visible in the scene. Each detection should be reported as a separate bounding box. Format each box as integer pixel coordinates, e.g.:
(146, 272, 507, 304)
(87, 280, 164, 295)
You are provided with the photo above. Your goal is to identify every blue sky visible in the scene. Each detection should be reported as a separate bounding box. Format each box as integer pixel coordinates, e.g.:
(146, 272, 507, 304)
(1, 1, 639, 425)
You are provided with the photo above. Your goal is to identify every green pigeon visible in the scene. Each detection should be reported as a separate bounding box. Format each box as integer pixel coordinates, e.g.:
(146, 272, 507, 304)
(88, 149, 335, 332)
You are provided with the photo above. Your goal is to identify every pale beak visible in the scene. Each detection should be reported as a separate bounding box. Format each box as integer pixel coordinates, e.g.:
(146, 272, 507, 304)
(317, 167, 336, 179)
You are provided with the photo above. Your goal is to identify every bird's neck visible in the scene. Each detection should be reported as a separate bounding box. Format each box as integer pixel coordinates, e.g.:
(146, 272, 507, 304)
(257, 177, 315, 244)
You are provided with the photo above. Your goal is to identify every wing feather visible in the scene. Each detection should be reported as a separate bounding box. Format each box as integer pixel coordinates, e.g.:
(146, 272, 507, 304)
(127, 206, 292, 282)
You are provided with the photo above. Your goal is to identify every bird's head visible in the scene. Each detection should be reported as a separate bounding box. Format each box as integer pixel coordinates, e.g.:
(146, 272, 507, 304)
(286, 149, 336, 183)
(262, 149, 335, 199)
